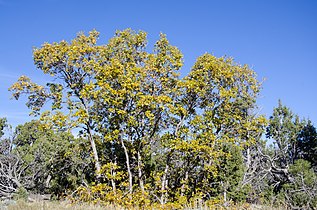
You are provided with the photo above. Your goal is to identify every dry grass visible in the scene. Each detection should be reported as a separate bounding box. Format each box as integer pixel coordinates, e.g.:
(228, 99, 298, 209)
(2, 200, 288, 210)
(6, 200, 115, 210)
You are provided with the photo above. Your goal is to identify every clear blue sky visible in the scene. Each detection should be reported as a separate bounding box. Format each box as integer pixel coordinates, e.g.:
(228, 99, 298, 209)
(0, 0, 316, 127)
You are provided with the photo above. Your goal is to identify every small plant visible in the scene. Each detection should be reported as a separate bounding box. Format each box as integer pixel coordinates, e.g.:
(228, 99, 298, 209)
(13, 187, 28, 201)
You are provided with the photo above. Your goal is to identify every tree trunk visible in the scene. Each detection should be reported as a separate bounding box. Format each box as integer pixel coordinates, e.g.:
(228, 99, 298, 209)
(87, 127, 101, 180)
(121, 138, 133, 195)
(181, 170, 188, 197)
(221, 181, 227, 202)
(160, 163, 169, 204)
(137, 151, 145, 193)
(45, 175, 51, 188)
(111, 160, 117, 194)
(246, 147, 251, 169)
(80, 95, 101, 181)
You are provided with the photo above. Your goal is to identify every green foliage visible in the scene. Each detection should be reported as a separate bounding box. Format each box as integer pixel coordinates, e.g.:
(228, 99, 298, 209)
(254, 101, 317, 208)
(282, 159, 317, 208)
(266, 100, 304, 165)
(12, 120, 93, 196)
(13, 187, 28, 201)
(0, 117, 7, 138)
(297, 122, 317, 169)
(215, 144, 248, 202)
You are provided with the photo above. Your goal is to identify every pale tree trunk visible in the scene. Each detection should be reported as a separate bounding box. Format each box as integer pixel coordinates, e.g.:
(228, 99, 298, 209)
(160, 150, 174, 204)
(45, 175, 51, 188)
(80, 95, 101, 181)
(160, 163, 169, 204)
(111, 175, 116, 194)
(111, 159, 117, 194)
(246, 147, 251, 169)
(137, 151, 145, 193)
(87, 127, 101, 180)
(181, 171, 188, 197)
(121, 138, 133, 195)
(221, 181, 227, 202)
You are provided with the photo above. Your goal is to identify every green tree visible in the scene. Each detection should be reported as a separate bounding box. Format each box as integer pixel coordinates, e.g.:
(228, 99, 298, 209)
(214, 144, 247, 203)
(297, 122, 317, 169)
(266, 100, 303, 167)
(282, 159, 317, 209)
(265, 100, 313, 195)
(254, 101, 317, 207)
(0, 118, 6, 138)
(13, 120, 93, 196)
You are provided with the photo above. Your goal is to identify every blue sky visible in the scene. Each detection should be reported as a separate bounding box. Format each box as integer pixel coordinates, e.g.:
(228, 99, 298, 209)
(0, 0, 316, 127)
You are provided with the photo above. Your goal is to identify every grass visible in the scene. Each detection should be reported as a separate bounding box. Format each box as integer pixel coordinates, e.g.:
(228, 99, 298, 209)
(3, 200, 288, 210)
(6, 200, 114, 210)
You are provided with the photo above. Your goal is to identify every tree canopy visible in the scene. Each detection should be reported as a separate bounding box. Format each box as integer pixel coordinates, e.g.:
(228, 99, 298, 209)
(3, 29, 317, 209)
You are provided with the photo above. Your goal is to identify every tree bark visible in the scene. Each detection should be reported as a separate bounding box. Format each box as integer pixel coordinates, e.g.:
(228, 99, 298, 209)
(137, 151, 145, 193)
(121, 138, 133, 195)
(111, 159, 117, 194)
(87, 126, 101, 180)
(161, 163, 169, 204)
(77, 92, 101, 181)
(181, 171, 188, 197)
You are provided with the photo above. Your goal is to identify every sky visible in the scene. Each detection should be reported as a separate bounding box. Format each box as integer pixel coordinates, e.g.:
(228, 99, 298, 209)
(0, 0, 317, 127)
